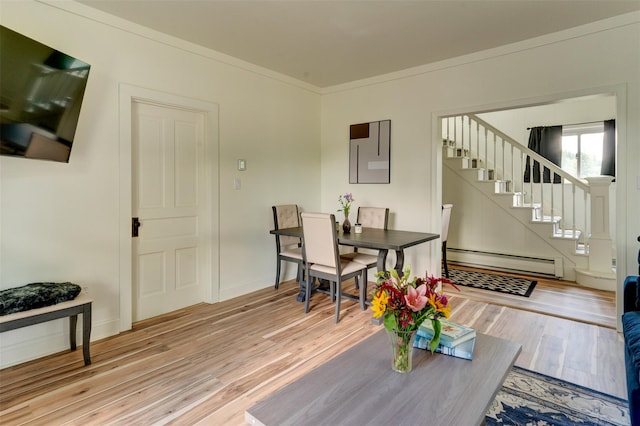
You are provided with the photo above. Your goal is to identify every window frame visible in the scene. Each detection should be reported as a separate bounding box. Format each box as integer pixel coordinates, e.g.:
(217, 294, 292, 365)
(561, 122, 604, 179)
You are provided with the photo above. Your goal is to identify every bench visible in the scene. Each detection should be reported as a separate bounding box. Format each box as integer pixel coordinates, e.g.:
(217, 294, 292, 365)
(0, 292, 93, 365)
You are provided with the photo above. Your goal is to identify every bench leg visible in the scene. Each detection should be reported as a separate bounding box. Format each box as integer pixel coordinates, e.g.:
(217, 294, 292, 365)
(69, 314, 78, 350)
(82, 304, 92, 365)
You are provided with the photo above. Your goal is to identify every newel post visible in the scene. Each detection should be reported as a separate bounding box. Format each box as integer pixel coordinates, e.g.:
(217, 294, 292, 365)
(585, 176, 615, 273)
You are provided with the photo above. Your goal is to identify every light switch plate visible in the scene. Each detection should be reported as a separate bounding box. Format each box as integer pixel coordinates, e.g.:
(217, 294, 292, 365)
(237, 159, 246, 171)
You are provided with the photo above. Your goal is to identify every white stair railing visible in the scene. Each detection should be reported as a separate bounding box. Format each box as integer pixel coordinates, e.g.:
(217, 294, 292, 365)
(442, 114, 591, 246)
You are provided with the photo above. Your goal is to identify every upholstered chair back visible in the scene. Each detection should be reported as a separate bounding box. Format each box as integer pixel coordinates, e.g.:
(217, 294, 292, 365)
(301, 212, 338, 268)
(274, 204, 300, 248)
(357, 207, 389, 229)
(442, 204, 453, 242)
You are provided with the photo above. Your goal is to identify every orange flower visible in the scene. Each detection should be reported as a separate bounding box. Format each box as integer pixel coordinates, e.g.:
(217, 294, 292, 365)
(428, 292, 451, 318)
(371, 290, 388, 318)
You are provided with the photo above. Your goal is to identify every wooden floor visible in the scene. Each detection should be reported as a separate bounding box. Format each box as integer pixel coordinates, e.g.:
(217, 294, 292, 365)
(0, 267, 626, 425)
(446, 264, 619, 329)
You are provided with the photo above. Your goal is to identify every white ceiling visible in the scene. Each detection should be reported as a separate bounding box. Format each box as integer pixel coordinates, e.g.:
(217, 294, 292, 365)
(77, 0, 640, 88)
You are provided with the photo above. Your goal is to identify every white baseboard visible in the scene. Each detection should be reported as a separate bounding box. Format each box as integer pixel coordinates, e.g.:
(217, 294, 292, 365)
(448, 248, 561, 277)
(0, 317, 119, 369)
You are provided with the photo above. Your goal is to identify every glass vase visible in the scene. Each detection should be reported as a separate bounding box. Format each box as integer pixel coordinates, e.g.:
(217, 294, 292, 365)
(342, 217, 351, 233)
(387, 329, 417, 373)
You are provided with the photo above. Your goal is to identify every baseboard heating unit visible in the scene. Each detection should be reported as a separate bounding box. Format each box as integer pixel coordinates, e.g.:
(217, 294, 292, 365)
(447, 248, 563, 278)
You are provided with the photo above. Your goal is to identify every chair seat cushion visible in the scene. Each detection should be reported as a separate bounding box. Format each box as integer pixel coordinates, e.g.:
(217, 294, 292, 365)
(0, 282, 81, 316)
(311, 259, 365, 276)
(340, 252, 377, 267)
(280, 247, 303, 260)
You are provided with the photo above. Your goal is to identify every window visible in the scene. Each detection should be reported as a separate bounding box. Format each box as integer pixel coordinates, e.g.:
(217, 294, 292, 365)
(561, 122, 604, 179)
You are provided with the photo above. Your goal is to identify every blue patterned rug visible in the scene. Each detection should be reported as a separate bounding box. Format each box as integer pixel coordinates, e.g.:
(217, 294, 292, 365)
(486, 367, 629, 425)
(447, 268, 537, 297)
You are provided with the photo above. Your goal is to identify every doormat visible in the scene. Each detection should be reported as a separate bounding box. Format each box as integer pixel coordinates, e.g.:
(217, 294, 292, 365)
(446, 268, 537, 297)
(486, 366, 629, 425)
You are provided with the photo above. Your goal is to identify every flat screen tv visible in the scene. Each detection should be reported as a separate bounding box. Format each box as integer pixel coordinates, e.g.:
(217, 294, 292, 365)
(0, 25, 91, 162)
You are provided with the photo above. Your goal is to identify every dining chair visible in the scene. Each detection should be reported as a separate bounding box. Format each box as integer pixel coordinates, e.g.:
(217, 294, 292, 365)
(442, 204, 453, 278)
(301, 212, 368, 323)
(356, 206, 389, 230)
(341, 207, 389, 292)
(272, 204, 304, 289)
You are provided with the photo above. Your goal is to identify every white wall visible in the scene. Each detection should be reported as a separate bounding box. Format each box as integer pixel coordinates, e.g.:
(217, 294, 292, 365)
(1, 3, 638, 368)
(477, 96, 617, 146)
(320, 14, 639, 319)
(0, 1, 321, 367)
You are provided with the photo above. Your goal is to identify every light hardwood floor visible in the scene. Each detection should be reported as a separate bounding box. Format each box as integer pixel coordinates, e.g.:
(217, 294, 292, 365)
(0, 267, 626, 425)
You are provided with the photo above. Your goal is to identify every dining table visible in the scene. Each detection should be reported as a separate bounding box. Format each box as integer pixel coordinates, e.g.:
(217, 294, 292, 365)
(270, 226, 440, 303)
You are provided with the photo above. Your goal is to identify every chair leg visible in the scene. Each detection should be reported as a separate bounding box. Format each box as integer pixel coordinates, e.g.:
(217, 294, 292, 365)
(304, 271, 312, 313)
(359, 270, 368, 311)
(335, 280, 341, 323)
(354, 275, 359, 289)
(275, 258, 282, 289)
(353, 248, 361, 289)
(297, 265, 305, 293)
(442, 241, 449, 278)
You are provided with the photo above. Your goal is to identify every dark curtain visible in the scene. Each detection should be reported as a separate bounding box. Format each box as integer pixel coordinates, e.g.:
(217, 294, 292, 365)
(524, 126, 562, 183)
(601, 119, 616, 177)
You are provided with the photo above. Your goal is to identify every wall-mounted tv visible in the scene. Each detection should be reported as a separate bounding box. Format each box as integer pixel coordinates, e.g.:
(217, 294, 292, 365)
(0, 25, 91, 163)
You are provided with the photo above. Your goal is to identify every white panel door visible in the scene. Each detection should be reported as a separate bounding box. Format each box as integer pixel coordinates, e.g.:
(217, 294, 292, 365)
(132, 101, 210, 321)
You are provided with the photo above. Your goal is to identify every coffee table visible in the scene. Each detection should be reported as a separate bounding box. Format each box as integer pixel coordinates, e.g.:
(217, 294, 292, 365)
(245, 330, 521, 426)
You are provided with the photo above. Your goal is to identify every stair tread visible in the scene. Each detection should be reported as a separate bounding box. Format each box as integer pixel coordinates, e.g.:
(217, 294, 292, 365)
(510, 202, 536, 206)
(534, 215, 561, 223)
(552, 229, 582, 239)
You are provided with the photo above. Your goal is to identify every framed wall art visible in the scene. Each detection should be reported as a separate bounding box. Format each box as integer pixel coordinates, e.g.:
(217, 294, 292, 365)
(349, 119, 390, 184)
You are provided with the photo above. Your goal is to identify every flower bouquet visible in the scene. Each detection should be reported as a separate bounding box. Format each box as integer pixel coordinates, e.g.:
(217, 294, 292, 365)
(337, 193, 354, 232)
(337, 193, 354, 217)
(371, 266, 458, 372)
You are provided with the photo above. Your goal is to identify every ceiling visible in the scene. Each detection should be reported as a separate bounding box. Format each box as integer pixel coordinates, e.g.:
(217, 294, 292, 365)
(77, 0, 640, 88)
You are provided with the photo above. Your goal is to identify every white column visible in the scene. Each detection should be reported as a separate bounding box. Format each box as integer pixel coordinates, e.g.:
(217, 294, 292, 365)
(585, 176, 614, 273)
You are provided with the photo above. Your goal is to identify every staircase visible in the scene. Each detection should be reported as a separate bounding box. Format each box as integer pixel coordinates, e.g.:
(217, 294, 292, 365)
(442, 114, 615, 290)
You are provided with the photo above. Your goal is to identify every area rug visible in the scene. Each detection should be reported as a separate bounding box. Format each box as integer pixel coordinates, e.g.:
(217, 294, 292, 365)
(486, 366, 629, 425)
(446, 268, 537, 297)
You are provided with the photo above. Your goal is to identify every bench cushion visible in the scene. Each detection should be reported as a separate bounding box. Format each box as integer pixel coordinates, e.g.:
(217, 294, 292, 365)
(0, 282, 81, 316)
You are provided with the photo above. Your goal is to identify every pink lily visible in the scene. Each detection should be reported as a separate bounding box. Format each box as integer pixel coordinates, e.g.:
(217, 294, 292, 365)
(405, 284, 428, 312)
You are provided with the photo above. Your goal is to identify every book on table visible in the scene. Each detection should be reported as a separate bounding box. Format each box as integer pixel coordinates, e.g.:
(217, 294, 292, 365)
(413, 334, 476, 360)
(417, 318, 476, 347)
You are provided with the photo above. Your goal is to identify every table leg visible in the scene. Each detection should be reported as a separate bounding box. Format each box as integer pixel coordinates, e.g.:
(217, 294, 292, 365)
(82, 303, 92, 366)
(376, 249, 405, 276)
(376, 249, 388, 273)
(69, 314, 78, 350)
(393, 250, 405, 276)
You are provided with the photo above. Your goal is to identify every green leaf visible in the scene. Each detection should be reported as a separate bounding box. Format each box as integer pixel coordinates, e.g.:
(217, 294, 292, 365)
(375, 270, 387, 283)
(429, 319, 442, 353)
(390, 268, 400, 282)
(383, 313, 397, 331)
